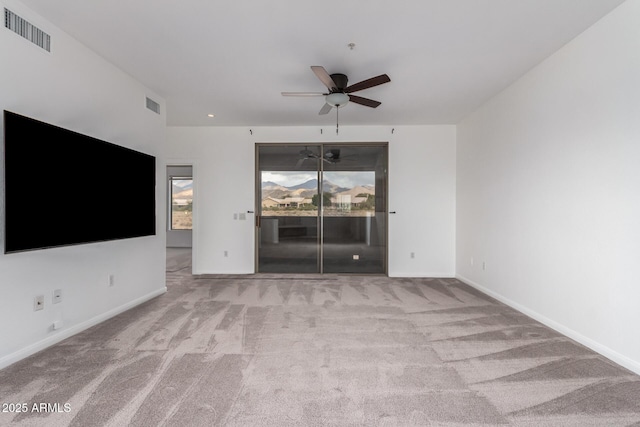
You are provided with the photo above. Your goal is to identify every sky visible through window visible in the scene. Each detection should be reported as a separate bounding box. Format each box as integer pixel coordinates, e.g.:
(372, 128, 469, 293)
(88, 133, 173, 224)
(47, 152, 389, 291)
(262, 171, 374, 188)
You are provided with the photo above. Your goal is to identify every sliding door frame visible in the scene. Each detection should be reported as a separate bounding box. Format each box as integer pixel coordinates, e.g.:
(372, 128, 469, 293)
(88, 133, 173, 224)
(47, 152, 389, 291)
(255, 142, 388, 275)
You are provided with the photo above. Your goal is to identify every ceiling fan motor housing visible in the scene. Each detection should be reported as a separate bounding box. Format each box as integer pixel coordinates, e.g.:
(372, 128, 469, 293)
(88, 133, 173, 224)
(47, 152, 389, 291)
(326, 149, 340, 159)
(330, 73, 348, 91)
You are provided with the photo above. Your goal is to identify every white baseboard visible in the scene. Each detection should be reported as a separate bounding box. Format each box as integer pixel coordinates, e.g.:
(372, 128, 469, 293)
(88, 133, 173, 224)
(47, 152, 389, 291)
(455, 274, 640, 376)
(0, 287, 167, 371)
(192, 269, 254, 275)
(389, 272, 455, 278)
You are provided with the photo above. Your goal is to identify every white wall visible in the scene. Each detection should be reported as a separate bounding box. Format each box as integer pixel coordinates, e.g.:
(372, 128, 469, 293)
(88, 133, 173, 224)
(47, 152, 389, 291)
(0, 0, 167, 369)
(457, 0, 640, 373)
(164, 125, 456, 276)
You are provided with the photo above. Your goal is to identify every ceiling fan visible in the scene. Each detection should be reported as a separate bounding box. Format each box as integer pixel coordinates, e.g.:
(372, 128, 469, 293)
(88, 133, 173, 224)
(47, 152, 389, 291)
(295, 147, 354, 169)
(282, 66, 390, 115)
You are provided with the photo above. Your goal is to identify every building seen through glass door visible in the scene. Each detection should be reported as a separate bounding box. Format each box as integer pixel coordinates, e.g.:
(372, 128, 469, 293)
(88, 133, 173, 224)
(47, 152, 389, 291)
(256, 144, 387, 274)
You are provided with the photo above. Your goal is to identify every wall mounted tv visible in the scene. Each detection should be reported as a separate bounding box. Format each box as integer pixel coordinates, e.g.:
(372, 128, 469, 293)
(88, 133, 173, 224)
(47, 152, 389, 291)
(3, 110, 156, 254)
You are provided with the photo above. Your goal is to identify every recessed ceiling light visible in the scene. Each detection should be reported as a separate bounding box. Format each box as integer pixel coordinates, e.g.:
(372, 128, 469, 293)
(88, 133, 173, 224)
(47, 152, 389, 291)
(207, 114, 215, 118)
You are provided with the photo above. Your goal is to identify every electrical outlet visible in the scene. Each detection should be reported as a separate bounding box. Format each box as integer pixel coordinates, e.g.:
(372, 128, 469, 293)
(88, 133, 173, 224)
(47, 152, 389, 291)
(410, 252, 415, 259)
(233, 213, 238, 220)
(34, 295, 44, 311)
(53, 289, 62, 304)
(224, 250, 228, 257)
(109, 274, 115, 287)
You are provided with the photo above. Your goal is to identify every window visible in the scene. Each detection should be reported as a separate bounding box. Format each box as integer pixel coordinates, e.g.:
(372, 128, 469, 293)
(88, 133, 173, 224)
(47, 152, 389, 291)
(170, 177, 193, 230)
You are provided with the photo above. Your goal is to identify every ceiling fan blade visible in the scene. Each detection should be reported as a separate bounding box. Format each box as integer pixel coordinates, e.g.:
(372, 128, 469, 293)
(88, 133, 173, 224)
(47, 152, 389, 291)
(281, 92, 326, 97)
(348, 95, 382, 108)
(344, 74, 390, 93)
(311, 66, 338, 91)
(319, 103, 333, 115)
(295, 158, 306, 169)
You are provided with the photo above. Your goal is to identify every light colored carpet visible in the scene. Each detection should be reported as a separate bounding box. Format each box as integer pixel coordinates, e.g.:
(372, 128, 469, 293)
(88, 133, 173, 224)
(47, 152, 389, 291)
(1, 250, 639, 426)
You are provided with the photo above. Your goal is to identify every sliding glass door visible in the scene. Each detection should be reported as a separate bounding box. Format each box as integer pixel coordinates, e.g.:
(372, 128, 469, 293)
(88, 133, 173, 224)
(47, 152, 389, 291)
(321, 145, 387, 274)
(256, 143, 387, 274)
(257, 145, 321, 273)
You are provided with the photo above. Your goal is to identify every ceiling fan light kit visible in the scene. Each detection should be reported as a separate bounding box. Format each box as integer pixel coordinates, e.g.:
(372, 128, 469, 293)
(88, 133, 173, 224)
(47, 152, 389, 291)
(325, 92, 349, 107)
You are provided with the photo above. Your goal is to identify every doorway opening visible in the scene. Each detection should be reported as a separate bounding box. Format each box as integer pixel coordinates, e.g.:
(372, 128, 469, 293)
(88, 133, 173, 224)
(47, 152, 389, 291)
(256, 144, 387, 274)
(166, 165, 193, 272)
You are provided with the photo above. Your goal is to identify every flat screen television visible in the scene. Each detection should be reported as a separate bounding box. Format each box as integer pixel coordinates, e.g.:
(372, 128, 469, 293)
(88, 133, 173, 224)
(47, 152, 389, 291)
(3, 110, 156, 253)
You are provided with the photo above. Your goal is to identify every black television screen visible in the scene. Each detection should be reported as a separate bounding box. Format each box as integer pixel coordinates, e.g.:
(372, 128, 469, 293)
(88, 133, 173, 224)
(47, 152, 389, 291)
(3, 110, 156, 253)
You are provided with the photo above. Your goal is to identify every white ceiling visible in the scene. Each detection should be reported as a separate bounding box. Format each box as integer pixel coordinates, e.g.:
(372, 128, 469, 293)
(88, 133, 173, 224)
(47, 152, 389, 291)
(19, 0, 626, 127)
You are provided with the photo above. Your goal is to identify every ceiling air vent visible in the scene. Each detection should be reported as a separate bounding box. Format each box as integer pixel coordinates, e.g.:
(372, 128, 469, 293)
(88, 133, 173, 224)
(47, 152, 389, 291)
(145, 96, 160, 114)
(4, 8, 51, 52)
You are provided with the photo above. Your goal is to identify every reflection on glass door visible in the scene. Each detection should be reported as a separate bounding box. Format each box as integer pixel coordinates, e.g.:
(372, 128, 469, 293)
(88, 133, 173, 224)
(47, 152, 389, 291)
(256, 144, 387, 274)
